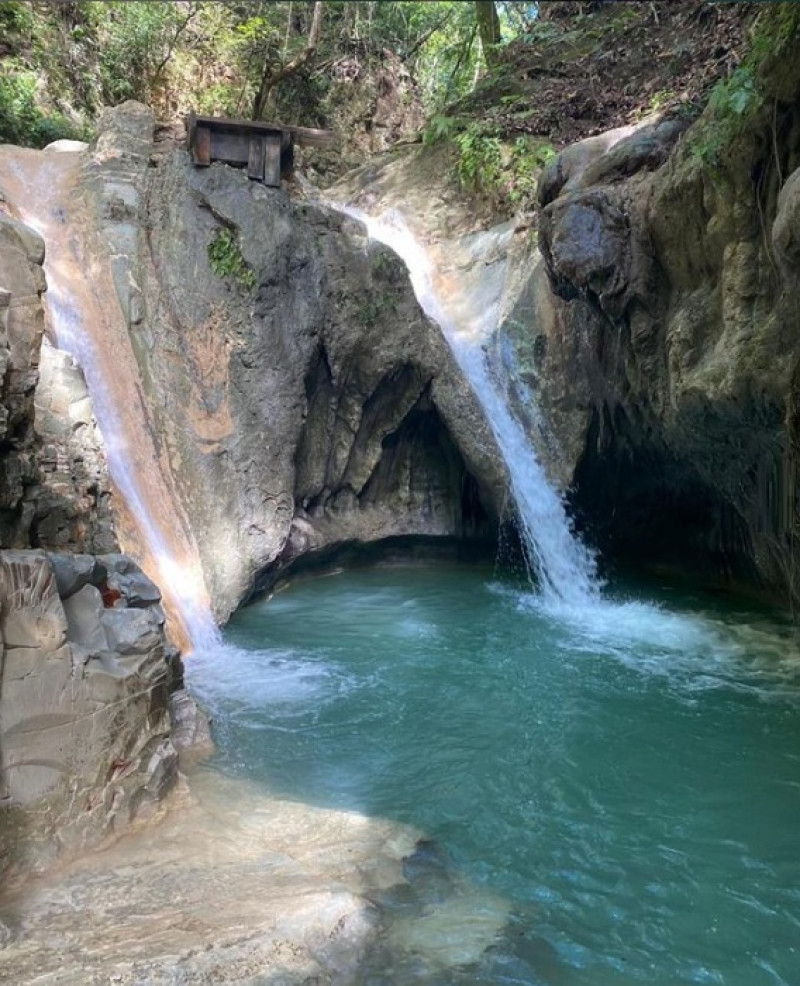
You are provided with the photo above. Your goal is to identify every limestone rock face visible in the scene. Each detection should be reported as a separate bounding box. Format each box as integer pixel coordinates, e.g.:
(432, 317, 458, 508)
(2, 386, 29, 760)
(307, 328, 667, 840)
(529, 54, 800, 601)
(0, 208, 116, 554)
(0, 215, 45, 544)
(81, 103, 508, 620)
(33, 338, 117, 551)
(0, 550, 179, 878)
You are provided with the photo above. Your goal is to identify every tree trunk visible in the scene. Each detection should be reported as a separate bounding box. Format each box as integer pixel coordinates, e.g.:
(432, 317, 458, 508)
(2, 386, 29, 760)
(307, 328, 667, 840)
(252, 0, 324, 120)
(475, 1, 501, 67)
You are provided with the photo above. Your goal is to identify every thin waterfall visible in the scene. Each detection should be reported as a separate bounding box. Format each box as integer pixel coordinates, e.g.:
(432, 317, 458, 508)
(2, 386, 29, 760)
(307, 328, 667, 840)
(2, 146, 219, 652)
(336, 204, 600, 608)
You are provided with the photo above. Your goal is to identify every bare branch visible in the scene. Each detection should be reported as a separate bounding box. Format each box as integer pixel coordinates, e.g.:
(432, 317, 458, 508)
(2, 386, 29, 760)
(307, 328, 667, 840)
(253, 0, 324, 119)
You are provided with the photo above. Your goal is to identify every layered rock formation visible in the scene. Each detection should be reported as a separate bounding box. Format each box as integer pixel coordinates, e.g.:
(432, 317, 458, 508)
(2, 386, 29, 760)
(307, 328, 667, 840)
(79, 103, 508, 621)
(0, 160, 198, 879)
(0, 550, 180, 877)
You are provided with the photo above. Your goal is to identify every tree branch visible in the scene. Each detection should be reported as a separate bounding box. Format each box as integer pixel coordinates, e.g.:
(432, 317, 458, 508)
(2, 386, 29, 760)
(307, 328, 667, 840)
(405, 9, 455, 60)
(253, 0, 324, 120)
(152, 2, 200, 89)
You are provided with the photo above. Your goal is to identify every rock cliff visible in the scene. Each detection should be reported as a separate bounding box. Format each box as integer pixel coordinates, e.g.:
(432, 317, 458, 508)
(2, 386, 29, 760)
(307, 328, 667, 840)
(328, 21, 800, 612)
(0, 212, 114, 552)
(530, 33, 800, 604)
(80, 103, 508, 621)
(0, 159, 195, 878)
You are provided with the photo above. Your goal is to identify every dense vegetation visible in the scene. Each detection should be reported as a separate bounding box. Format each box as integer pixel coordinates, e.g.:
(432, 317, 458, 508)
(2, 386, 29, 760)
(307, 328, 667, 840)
(0, 1, 792, 211)
(0, 1, 537, 145)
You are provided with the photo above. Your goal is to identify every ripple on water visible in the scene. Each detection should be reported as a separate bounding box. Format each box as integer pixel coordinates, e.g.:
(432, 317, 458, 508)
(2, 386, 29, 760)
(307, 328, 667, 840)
(183, 567, 800, 985)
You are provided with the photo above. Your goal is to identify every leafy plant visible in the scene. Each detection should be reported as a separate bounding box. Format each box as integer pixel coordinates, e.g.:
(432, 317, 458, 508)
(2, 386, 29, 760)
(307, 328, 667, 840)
(0, 61, 88, 147)
(208, 228, 257, 291)
(454, 122, 503, 194)
(507, 135, 555, 205)
(709, 66, 760, 119)
(687, 4, 800, 171)
(94, 1, 201, 105)
(422, 112, 459, 145)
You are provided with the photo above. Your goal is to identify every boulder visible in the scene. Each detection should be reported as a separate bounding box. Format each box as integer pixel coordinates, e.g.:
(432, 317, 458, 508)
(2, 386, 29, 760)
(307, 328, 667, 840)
(100, 607, 162, 656)
(0, 550, 180, 878)
(101, 553, 162, 607)
(48, 552, 107, 599)
(62, 583, 107, 653)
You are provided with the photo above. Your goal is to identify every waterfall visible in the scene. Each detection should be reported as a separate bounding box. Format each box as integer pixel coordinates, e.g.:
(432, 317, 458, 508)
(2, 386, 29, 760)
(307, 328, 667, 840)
(336, 205, 600, 608)
(2, 146, 219, 652)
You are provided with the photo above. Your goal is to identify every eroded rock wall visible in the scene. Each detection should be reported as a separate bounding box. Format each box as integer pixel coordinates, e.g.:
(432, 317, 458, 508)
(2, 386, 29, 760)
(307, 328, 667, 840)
(80, 104, 508, 621)
(0, 167, 192, 879)
(0, 550, 180, 878)
(0, 210, 115, 553)
(528, 45, 800, 602)
(0, 215, 46, 545)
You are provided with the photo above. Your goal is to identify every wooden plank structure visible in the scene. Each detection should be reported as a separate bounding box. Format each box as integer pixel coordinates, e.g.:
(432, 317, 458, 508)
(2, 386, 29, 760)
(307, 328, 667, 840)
(187, 113, 336, 187)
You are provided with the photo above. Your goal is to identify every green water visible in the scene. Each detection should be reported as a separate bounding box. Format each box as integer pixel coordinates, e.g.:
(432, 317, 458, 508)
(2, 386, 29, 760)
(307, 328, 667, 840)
(189, 566, 800, 985)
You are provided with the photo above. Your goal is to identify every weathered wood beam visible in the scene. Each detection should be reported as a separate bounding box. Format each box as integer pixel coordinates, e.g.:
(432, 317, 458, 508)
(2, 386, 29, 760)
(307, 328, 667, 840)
(189, 113, 337, 149)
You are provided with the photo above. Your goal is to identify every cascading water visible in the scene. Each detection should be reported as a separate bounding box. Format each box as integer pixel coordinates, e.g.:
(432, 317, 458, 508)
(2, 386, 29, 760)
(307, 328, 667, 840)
(0, 145, 219, 652)
(335, 204, 600, 609)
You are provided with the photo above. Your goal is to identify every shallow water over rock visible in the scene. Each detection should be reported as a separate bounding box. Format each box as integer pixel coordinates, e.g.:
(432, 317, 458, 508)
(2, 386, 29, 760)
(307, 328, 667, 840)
(0, 770, 430, 984)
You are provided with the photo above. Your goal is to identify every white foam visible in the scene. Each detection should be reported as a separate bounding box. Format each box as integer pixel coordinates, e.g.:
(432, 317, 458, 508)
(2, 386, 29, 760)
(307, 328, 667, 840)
(517, 589, 800, 697)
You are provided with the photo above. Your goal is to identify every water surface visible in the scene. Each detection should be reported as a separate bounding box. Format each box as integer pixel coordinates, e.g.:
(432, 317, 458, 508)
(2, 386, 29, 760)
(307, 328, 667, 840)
(189, 566, 800, 985)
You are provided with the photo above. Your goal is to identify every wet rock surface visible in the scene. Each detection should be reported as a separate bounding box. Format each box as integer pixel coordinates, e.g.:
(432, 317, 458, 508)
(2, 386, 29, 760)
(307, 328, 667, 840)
(330, 64, 800, 608)
(33, 338, 116, 552)
(0, 205, 116, 554)
(530, 49, 800, 600)
(0, 769, 507, 985)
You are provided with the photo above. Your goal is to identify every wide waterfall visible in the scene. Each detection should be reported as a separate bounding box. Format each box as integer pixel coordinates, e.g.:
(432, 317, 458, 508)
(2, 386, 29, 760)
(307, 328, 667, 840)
(335, 204, 600, 608)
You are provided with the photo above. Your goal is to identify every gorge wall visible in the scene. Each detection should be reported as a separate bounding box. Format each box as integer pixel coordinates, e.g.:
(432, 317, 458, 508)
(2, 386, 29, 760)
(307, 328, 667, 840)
(330, 26, 800, 612)
(4, 13, 800, 882)
(0, 159, 199, 878)
(0, 212, 114, 553)
(80, 103, 508, 622)
(1, 105, 510, 873)
(527, 43, 800, 605)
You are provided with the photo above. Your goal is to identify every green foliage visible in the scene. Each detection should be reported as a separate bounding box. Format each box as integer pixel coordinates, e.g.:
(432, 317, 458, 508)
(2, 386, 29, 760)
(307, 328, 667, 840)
(507, 135, 555, 206)
(454, 122, 503, 194)
(208, 228, 257, 291)
(370, 248, 394, 279)
(709, 65, 760, 120)
(421, 112, 460, 145)
(438, 122, 555, 210)
(748, 2, 800, 62)
(93, 1, 199, 105)
(0, 60, 88, 148)
(359, 296, 385, 327)
(686, 4, 800, 172)
(0, 1, 517, 151)
(0, 1, 33, 36)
